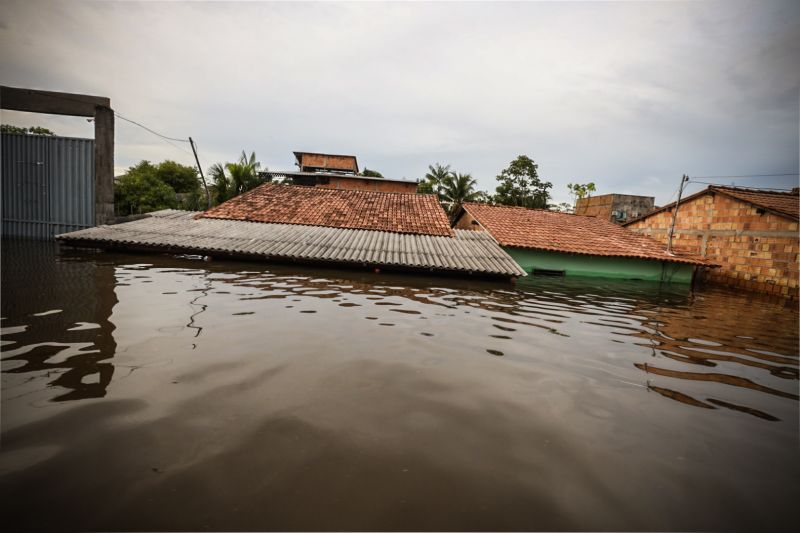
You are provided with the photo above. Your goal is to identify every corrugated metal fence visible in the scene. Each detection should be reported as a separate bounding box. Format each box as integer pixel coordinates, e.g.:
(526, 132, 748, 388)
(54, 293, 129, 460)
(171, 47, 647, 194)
(2, 132, 95, 239)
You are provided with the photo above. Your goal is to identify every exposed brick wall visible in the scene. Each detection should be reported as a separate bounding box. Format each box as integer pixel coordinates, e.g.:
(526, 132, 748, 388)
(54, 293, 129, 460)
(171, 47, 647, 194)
(454, 210, 485, 231)
(297, 153, 358, 173)
(316, 177, 417, 194)
(626, 192, 799, 299)
(575, 194, 654, 224)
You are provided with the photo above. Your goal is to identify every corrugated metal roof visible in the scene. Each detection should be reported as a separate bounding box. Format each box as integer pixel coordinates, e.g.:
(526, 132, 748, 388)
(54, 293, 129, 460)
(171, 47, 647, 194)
(57, 210, 526, 278)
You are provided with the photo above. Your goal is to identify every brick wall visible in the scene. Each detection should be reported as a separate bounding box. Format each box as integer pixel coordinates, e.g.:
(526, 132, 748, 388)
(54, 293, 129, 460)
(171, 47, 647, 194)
(626, 192, 799, 299)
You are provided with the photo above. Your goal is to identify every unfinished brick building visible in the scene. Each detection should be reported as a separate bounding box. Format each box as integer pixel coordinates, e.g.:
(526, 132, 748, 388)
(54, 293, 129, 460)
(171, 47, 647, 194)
(624, 186, 799, 299)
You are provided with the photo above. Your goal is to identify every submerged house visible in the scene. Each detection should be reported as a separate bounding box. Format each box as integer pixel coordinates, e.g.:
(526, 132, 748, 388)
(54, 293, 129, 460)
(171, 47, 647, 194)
(624, 186, 799, 299)
(263, 151, 419, 194)
(57, 184, 525, 279)
(453, 203, 711, 282)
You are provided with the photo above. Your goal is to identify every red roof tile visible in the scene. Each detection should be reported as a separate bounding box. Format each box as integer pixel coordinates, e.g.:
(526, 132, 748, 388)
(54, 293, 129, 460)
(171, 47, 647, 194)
(461, 203, 712, 266)
(200, 183, 453, 236)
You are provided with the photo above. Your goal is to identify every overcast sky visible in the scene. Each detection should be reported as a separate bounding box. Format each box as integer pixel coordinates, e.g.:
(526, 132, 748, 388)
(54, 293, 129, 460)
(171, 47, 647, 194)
(2, 0, 798, 204)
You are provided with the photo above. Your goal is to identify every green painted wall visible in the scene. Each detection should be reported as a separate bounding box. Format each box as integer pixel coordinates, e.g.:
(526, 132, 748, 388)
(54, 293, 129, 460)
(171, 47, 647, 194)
(505, 247, 695, 283)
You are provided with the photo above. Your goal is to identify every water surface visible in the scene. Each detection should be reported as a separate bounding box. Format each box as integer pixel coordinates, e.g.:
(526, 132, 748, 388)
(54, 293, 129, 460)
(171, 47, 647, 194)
(1, 239, 798, 531)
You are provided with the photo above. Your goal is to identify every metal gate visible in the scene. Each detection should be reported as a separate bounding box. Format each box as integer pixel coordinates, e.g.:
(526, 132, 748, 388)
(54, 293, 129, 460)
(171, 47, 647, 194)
(2, 132, 95, 239)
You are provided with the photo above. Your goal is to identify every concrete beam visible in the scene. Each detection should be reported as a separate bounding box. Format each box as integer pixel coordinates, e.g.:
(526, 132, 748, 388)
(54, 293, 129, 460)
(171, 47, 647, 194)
(1, 86, 109, 117)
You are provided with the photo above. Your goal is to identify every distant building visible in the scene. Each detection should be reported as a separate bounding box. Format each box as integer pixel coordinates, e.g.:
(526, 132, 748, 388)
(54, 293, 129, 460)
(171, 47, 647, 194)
(624, 186, 799, 299)
(453, 203, 711, 283)
(575, 193, 655, 224)
(294, 151, 359, 174)
(262, 151, 418, 194)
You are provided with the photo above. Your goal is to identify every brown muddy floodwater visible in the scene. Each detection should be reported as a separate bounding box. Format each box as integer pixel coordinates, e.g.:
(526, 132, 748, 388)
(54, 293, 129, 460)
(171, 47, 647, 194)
(1, 239, 798, 532)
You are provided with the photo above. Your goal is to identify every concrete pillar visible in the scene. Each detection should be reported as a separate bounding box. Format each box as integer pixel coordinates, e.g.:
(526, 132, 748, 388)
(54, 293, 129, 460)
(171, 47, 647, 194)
(94, 106, 115, 225)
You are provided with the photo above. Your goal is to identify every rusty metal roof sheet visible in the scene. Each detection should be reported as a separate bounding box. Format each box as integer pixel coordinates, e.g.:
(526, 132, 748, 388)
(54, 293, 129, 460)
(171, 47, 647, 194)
(57, 211, 526, 278)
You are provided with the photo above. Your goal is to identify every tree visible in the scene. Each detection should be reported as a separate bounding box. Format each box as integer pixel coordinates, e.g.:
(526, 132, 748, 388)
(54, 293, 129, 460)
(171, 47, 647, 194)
(114, 165, 177, 216)
(417, 163, 451, 195)
(493, 155, 552, 209)
(361, 168, 383, 178)
(550, 202, 574, 213)
(156, 160, 200, 193)
(1, 124, 55, 135)
(567, 181, 596, 208)
(207, 151, 263, 205)
(439, 172, 482, 217)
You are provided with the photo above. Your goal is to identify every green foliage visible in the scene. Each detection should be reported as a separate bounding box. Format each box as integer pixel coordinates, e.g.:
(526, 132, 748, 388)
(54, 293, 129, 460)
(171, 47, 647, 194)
(156, 160, 200, 193)
(417, 163, 451, 195)
(1, 124, 55, 135)
(493, 155, 552, 209)
(550, 202, 574, 213)
(114, 164, 177, 216)
(208, 151, 263, 205)
(439, 172, 482, 216)
(567, 182, 596, 205)
(361, 168, 383, 178)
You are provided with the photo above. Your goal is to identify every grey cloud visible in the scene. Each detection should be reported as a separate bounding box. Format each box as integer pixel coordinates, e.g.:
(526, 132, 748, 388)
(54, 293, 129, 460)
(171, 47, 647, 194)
(0, 0, 797, 205)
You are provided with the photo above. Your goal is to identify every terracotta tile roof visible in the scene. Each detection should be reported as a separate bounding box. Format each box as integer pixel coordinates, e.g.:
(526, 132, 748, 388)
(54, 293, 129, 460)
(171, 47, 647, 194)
(200, 183, 453, 236)
(461, 203, 712, 266)
(712, 186, 798, 220)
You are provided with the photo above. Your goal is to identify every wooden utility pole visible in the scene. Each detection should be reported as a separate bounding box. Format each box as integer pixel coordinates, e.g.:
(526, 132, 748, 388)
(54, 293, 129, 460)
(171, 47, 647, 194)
(189, 137, 211, 209)
(666, 174, 689, 254)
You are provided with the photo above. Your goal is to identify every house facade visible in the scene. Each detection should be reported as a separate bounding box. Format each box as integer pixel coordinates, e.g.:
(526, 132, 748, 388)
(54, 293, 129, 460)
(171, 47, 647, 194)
(624, 186, 799, 299)
(454, 203, 710, 283)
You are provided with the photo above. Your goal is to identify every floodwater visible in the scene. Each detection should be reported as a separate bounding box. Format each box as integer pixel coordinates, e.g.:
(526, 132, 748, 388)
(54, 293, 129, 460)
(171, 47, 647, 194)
(1, 239, 798, 532)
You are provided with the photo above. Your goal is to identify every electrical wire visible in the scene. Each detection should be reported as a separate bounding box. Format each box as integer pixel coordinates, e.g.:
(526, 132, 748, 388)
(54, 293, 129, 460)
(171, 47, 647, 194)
(113, 112, 190, 143)
(690, 173, 798, 179)
(688, 180, 794, 190)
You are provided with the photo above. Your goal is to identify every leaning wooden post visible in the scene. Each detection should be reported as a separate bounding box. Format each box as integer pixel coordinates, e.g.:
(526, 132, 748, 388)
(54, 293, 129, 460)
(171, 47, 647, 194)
(189, 137, 211, 209)
(666, 174, 689, 254)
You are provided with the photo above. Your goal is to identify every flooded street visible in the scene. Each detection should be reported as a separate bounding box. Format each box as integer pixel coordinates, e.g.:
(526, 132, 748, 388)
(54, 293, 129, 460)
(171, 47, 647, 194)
(1, 239, 798, 532)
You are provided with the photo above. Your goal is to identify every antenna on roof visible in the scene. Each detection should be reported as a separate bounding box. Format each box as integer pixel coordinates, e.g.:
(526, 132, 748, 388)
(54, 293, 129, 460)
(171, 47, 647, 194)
(666, 174, 689, 255)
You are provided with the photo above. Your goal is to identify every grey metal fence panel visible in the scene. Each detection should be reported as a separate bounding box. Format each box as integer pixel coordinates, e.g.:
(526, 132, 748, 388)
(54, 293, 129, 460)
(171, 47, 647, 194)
(1, 133, 95, 239)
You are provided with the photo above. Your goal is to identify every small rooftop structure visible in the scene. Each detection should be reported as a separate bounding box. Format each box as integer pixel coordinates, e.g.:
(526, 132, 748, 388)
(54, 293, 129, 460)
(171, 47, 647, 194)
(201, 183, 449, 235)
(575, 193, 655, 224)
(454, 203, 713, 282)
(294, 151, 358, 174)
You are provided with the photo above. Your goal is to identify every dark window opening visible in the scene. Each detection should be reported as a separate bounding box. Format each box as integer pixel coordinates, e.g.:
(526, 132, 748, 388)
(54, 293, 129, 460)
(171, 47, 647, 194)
(532, 267, 565, 276)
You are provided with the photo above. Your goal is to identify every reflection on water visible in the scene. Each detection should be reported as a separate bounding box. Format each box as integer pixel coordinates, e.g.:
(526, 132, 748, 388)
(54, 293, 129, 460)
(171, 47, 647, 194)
(1, 239, 798, 531)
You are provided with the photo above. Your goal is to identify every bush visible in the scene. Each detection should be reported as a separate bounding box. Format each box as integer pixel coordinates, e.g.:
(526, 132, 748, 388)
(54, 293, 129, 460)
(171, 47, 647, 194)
(115, 170, 178, 216)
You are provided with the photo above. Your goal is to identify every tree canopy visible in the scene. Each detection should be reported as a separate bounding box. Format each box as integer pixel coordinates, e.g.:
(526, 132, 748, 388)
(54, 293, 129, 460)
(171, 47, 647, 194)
(208, 151, 263, 205)
(361, 168, 383, 178)
(156, 160, 200, 193)
(493, 155, 552, 209)
(567, 182, 596, 205)
(439, 172, 482, 217)
(1, 124, 55, 135)
(114, 166, 177, 216)
(114, 160, 201, 215)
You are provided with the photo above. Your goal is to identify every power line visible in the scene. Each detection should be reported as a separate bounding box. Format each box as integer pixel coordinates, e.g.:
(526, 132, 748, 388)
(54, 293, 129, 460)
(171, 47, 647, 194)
(113, 112, 190, 143)
(688, 180, 794, 190)
(690, 173, 798, 179)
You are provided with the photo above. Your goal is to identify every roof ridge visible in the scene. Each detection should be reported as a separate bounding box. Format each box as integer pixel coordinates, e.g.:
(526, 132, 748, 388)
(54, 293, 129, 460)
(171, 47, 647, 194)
(265, 181, 430, 198)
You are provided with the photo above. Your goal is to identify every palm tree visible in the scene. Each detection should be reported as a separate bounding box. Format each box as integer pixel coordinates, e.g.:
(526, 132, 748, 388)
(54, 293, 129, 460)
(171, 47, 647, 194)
(418, 163, 451, 195)
(207, 151, 263, 205)
(439, 172, 481, 217)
